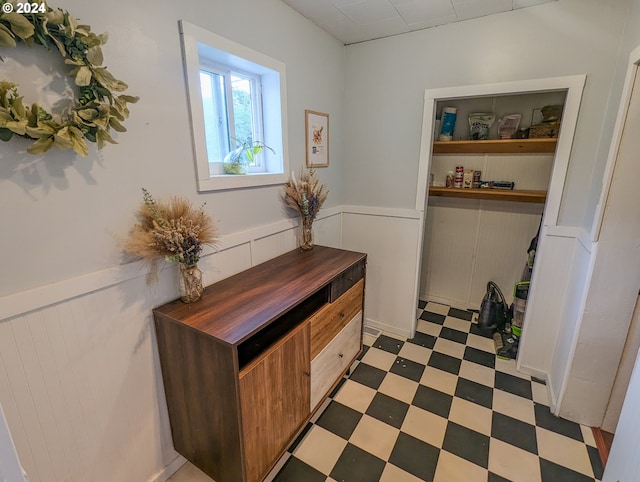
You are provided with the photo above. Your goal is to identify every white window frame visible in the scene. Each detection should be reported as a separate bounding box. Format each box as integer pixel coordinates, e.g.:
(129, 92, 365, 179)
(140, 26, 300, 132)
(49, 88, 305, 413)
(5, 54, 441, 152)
(179, 20, 289, 191)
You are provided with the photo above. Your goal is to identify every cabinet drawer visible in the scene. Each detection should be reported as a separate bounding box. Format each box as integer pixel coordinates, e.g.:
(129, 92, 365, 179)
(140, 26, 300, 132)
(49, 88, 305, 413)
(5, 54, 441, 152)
(310, 279, 364, 359)
(310, 312, 362, 410)
(330, 259, 366, 301)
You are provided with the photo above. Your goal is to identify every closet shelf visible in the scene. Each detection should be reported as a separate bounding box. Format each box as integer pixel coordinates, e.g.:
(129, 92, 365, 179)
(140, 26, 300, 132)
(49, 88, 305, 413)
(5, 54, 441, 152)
(428, 187, 547, 204)
(432, 138, 557, 154)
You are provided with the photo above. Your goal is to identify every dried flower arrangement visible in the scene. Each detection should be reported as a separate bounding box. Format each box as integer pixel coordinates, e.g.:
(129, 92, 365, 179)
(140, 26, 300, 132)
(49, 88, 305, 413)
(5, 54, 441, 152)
(282, 169, 328, 250)
(124, 188, 219, 302)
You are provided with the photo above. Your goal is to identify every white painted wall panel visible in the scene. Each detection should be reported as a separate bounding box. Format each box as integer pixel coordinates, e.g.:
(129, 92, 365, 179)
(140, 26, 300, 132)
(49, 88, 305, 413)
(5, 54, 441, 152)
(517, 231, 577, 378)
(420, 198, 479, 307)
(342, 209, 422, 338)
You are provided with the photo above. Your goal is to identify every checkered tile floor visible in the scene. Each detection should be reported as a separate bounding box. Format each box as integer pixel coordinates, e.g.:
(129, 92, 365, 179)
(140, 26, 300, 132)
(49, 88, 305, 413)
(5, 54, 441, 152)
(271, 301, 604, 482)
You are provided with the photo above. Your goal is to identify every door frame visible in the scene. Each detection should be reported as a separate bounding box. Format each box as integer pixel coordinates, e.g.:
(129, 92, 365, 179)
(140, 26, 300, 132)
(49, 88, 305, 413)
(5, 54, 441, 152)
(412, 75, 585, 338)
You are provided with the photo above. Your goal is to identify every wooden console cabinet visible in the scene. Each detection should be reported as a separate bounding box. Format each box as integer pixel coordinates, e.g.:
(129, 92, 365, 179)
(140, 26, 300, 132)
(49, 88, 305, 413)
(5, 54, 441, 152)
(153, 246, 367, 482)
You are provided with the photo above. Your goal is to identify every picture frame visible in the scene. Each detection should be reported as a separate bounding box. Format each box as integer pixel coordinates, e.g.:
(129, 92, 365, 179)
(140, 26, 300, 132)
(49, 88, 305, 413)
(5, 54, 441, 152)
(305, 110, 329, 167)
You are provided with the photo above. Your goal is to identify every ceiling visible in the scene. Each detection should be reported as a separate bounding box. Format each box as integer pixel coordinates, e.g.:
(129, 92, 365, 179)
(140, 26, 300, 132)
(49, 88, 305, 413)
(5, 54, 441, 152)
(281, 0, 556, 45)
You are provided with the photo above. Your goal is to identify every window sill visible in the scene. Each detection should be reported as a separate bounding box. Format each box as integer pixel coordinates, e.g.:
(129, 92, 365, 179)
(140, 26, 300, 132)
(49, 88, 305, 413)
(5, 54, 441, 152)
(197, 172, 287, 192)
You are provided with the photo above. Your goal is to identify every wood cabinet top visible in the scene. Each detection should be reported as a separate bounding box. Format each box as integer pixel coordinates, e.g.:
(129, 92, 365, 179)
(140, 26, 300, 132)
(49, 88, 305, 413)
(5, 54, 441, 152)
(153, 246, 366, 346)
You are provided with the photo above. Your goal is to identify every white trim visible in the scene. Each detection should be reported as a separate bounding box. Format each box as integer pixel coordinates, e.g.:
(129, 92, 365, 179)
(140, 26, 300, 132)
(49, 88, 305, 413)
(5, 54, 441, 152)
(544, 225, 592, 253)
(341, 204, 422, 220)
(591, 44, 640, 242)
(0, 206, 343, 322)
(364, 317, 412, 340)
(149, 454, 187, 482)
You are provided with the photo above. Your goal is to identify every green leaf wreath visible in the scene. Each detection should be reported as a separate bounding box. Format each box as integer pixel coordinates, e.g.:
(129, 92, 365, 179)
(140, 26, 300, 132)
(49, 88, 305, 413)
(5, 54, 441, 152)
(0, 2, 139, 156)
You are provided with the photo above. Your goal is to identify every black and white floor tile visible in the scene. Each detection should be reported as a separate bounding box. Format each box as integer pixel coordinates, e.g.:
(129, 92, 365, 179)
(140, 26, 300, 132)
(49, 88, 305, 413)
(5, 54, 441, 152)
(271, 301, 604, 482)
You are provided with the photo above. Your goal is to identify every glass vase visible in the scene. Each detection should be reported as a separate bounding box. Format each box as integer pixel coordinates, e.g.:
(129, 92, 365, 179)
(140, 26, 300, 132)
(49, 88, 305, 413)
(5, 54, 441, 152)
(179, 263, 204, 303)
(300, 220, 314, 251)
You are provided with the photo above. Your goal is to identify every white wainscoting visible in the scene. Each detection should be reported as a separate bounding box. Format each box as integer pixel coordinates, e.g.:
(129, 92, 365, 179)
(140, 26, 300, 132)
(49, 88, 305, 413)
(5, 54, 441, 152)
(341, 205, 423, 339)
(0, 208, 342, 482)
(516, 226, 593, 386)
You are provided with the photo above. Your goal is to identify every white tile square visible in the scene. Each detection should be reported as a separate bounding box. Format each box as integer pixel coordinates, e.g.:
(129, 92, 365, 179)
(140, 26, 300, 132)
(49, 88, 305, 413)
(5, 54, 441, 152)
(420, 366, 458, 395)
(416, 319, 442, 337)
(531, 381, 550, 406)
(434, 337, 466, 359)
(380, 462, 424, 482)
(333, 379, 377, 413)
(425, 302, 450, 315)
(581, 424, 597, 448)
(466, 332, 495, 353)
(361, 346, 397, 371)
(398, 342, 432, 364)
(378, 372, 419, 404)
(449, 397, 492, 436)
(458, 359, 495, 388)
(293, 425, 348, 475)
(434, 450, 489, 482)
(536, 427, 594, 477)
(401, 405, 448, 448)
(489, 438, 542, 482)
(349, 414, 400, 461)
(443, 316, 471, 333)
(492, 389, 535, 425)
(495, 357, 531, 380)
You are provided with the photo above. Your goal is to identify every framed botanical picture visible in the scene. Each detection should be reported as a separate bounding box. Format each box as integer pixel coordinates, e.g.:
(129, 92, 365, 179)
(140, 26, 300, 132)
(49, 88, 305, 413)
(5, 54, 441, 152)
(305, 110, 329, 167)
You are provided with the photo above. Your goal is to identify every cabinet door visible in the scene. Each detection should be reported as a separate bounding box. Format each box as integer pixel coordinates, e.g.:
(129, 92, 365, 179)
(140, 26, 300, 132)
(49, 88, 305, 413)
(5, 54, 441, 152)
(239, 322, 310, 482)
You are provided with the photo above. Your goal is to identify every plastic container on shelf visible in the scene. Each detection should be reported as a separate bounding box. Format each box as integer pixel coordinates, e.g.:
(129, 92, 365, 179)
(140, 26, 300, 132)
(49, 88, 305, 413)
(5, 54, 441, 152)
(438, 107, 457, 141)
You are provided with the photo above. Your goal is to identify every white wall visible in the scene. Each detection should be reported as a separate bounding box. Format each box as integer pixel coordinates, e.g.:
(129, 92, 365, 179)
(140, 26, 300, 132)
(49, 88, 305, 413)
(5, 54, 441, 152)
(342, 0, 627, 227)
(0, 0, 347, 480)
(0, 0, 346, 299)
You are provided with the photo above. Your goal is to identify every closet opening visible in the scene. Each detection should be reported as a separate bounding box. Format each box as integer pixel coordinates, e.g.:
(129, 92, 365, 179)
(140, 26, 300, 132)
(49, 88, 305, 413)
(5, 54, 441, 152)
(413, 76, 586, 366)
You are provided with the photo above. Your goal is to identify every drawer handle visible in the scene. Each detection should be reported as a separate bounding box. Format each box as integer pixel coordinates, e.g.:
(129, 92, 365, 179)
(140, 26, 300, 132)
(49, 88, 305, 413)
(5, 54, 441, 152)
(347, 277, 353, 282)
(339, 311, 345, 318)
(338, 353, 344, 358)
(303, 371, 311, 377)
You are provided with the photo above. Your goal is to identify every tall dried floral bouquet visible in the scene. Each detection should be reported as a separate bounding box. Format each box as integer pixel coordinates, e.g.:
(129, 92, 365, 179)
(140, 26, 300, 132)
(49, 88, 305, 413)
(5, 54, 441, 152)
(125, 188, 219, 268)
(282, 169, 328, 249)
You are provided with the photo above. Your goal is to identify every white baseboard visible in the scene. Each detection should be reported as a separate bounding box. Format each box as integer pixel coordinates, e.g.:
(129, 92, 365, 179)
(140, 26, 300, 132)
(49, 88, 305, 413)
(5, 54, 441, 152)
(420, 294, 479, 312)
(365, 317, 412, 339)
(149, 454, 186, 482)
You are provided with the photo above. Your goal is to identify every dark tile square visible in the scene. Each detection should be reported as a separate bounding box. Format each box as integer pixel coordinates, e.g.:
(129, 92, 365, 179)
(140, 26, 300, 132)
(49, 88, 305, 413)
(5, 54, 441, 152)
(412, 384, 453, 419)
(470, 322, 494, 338)
(448, 307, 474, 321)
(534, 403, 584, 442)
(357, 344, 370, 360)
(330, 443, 386, 482)
(488, 472, 512, 482)
(539, 458, 595, 482)
(390, 357, 426, 382)
(455, 378, 494, 409)
(349, 362, 387, 390)
(388, 432, 440, 481)
(495, 372, 533, 400)
(464, 346, 496, 369)
(408, 331, 437, 349)
(366, 392, 410, 429)
(587, 444, 604, 480)
(420, 311, 446, 325)
(442, 421, 490, 468)
(287, 422, 312, 453)
(273, 456, 326, 482)
(373, 334, 404, 354)
(440, 326, 468, 345)
(418, 300, 427, 309)
(428, 351, 462, 375)
(315, 401, 362, 440)
(491, 412, 538, 455)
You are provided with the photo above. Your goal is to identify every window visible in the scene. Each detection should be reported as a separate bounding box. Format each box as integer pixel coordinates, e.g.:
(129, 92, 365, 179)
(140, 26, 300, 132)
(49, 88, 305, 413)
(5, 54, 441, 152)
(180, 20, 289, 191)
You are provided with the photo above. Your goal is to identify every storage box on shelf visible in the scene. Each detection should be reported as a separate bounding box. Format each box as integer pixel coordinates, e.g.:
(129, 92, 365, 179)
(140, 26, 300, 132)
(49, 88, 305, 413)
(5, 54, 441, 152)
(153, 246, 367, 482)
